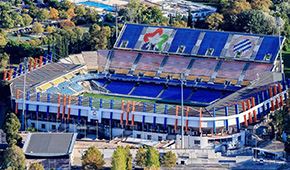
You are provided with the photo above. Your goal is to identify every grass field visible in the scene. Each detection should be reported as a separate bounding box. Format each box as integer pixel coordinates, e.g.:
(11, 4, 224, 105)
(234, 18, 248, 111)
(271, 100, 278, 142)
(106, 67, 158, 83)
(83, 93, 156, 103)
(283, 50, 290, 78)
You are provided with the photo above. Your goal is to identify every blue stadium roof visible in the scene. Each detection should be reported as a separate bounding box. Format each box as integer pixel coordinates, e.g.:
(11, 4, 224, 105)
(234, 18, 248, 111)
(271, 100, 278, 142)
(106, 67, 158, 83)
(115, 24, 284, 63)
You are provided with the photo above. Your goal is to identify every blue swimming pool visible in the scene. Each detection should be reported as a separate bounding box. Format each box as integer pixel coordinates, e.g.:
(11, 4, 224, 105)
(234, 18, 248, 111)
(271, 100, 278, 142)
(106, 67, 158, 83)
(76, 1, 114, 11)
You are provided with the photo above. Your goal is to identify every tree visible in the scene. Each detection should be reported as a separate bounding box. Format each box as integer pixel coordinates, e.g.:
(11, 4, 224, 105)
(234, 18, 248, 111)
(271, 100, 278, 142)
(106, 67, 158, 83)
(67, 8, 76, 19)
(59, 20, 75, 29)
(59, 10, 68, 19)
(111, 146, 127, 170)
(160, 151, 177, 168)
(235, 10, 277, 35)
(28, 4, 38, 20)
(33, 22, 44, 34)
(22, 14, 33, 26)
(2, 111, 22, 147)
(187, 8, 193, 28)
(3, 145, 25, 170)
(146, 147, 160, 168)
(1, 13, 14, 28)
(81, 146, 105, 170)
(60, 0, 74, 11)
(144, 165, 161, 170)
(46, 26, 55, 33)
(29, 162, 44, 170)
(135, 146, 147, 168)
(49, 8, 59, 20)
(74, 5, 86, 16)
(222, 0, 252, 15)
(24, 0, 34, 6)
(37, 9, 49, 22)
(11, 12, 24, 27)
(251, 0, 272, 11)
(125, 145, 133, 170)
(205, 13, 224, 30)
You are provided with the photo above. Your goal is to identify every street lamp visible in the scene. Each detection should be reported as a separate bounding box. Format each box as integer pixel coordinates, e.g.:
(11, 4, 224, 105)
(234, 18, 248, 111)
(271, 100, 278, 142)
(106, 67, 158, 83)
(96, 120, 98, 140)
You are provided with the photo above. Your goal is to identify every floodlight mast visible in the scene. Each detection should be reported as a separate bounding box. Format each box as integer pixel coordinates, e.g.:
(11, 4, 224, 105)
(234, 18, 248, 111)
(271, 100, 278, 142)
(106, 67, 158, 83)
(180, 73, 184, 149)
(276, 17, 283, 74)
(22, 57, 28, 130)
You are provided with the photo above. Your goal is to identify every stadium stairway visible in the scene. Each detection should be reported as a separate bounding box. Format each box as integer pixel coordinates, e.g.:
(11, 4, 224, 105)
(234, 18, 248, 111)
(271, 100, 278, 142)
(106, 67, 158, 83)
(191, 32, 206, 55)
(156, 88, 166, 98)
(219, 34, 234, 58)
(250, 36, 264, 60)
(208, 61, 223, 84)
(184, 59, 196, 79)
(104, 50, 115, 73)
(236, 63, 250, 86)
(128, 53, 142, 75)
(154, 56, 169, 78)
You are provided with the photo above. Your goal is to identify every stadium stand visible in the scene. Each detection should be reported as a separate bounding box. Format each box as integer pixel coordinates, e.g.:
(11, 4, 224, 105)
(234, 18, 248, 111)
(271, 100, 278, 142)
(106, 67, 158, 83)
(110, 50, 139, 69)
(40, 83, 52, 91)
(58, 81, 71, 89)
(52, 77, 64, 85)
(69, 83, 84, 92)
(59, 87, 75, 95)
(255, 36, 282, 62)
(45, 86, 58, 94)
(105, 81, 135, 94)
(168, 29, 201, 54)
(135, 53, 164, 71)
(243, 63, 273, 81)
(131, 83, 163, 98)
(189, 89, 222, 103)
(189, 59, 218, 78)
(82, 51, 98, 70)
(197, 32, 229, 56)
(162, 55, 191, 74)
(116, 24, 144, 49)
(97, 50, 109, 71)
(216, 61, 245, 79)
(160, 86, 192, 101)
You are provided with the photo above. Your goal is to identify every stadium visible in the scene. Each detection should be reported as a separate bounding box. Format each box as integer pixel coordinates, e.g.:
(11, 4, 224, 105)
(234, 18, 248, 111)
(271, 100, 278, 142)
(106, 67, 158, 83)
(6, 23, 288, 149)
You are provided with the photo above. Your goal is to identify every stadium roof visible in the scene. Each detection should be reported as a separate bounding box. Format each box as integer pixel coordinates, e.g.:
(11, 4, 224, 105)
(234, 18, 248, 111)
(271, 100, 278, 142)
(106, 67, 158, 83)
(23, 133, 77, 157)
(115, 23, 284, 63)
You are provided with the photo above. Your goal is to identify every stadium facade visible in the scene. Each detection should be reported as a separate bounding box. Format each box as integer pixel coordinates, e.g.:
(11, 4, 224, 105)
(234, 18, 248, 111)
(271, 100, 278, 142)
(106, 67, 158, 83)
(6, 24, 287, 149)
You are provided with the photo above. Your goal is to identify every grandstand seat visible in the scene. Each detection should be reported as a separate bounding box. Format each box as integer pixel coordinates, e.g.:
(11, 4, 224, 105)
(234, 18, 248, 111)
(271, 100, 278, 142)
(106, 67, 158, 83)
(58, 87, 75, 95)
(168, 29, 201, 54)
(82, 51, 99, 70)
(162, 55, 191, 74)
(110, 50, 138, 69)
(106, 81, 134, 95)
(216, 61, 245, 79)
(135, 53, 164, 71)
(52, 77, 64, 85)
(255, 36, 281, 62)
(57, 81, 71, 88)
(131, 83, 163, 98)
(243, 63, 272, 81)
(45, 86, 58, 93)
(197, 31, 229, 56)
(69, 83, 84, 92)
(97, 50, 110, 71)
(160, 86, 192, 100)
(189, 89, 222, 103)
(40, 83, 52, 91)
(116, 24, 144, 49)
(189, 59, 218, 77)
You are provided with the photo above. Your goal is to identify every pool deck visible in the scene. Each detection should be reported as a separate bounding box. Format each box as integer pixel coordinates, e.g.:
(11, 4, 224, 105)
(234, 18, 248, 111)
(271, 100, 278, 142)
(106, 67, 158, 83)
(73, 0, 129, 6)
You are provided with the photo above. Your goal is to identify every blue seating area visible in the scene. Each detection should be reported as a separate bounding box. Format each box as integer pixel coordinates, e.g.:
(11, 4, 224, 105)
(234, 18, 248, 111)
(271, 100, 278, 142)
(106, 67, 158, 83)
(160, 86, 192, 100)
(58, 87, 75, 95)
(116, 24, 144, 49)
(92, 80, 107, 87)
(58, 81, 70, 88)
(69, 83, 84, 92)
(106, 81, 134, 94)
(255, 36, 282, 62)
(168, 29, 201, 54)
(197, 32, 229, 56)
(46, 86, 58, 93)
(189, 89, 222, 103)
(115, 24, 282, 63)
(131, 83, 163, 97)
